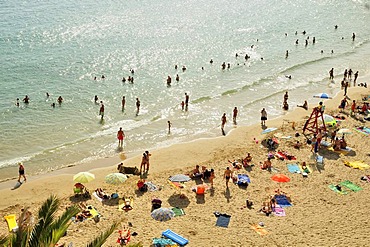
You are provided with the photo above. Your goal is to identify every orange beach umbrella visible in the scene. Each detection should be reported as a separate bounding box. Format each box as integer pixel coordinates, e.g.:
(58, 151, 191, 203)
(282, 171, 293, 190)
(271, 174, 290, 183)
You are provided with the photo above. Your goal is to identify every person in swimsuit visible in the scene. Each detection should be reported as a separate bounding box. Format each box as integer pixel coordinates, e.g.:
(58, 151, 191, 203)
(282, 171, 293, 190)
(18, 162, 26, 183)
(224, 167, 232, 188)
(99, 101, 104, 120)
(117, 127, 125, 147)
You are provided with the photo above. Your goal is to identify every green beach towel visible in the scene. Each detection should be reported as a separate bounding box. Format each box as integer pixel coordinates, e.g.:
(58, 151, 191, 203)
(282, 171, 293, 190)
(340, 180, 363, 192)
(171, 207, 185, 217)
(328, 184, 348, 195)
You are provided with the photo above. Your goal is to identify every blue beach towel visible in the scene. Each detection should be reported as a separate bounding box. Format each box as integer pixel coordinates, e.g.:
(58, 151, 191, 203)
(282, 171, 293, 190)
(215, 213, 231, 228)
(274, 195, 292, 207)
(237, 174, 250, 185)
(287, 164, 300, 173)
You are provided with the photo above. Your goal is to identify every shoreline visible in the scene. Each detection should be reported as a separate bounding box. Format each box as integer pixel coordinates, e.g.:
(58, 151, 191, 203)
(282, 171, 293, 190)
(0, 76, 368, 192)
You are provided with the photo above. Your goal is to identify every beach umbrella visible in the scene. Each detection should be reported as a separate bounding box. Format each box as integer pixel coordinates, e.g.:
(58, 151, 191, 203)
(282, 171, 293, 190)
(169, 174, 191, 182)
(337, 128, 352, 135)
(313, 93, 332, 99)
(105, 173, 128, 185)
(271, 174, 290, 183)
(151, 207, 175, 222)
(73, 172, 95, 183)
(262, 127, 278, 135)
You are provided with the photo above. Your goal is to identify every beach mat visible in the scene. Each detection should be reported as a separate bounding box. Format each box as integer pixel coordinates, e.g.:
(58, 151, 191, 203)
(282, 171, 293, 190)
(86, 205, 100, 218)
(274, 195, 292, 207)
(353, 127, 370, 136)
(328, 184, 348, 195)
(287, 164, 300, 173)
(215, 213, 231, 228)
(273, 206, 286, 217)
(162, 229, 188, 246)
(250, 224, 268, 236)
(152, 238, 176, 246)
(340, 180, 363, 192)
(171, 207, 185, 217)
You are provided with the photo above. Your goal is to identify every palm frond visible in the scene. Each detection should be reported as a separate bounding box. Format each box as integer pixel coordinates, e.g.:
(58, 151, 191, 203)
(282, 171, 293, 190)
(0, 235, 9, 246)
(86, 222, 120, 247)
(48, 205, 79, 245)
(29, 195, 60, 247)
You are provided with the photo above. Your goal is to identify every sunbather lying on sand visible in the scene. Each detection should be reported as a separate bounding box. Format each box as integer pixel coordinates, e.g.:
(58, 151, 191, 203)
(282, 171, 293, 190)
(228, 159, 242, 169)
(259, 201, 272, 216)
(95, 188, 110, 200)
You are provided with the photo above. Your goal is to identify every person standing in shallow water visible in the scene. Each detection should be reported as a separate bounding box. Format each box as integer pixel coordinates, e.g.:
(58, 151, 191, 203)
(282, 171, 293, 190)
(121, 96, 126, 111)
(99, 101, 104, 120)
(136, 98, 141, 116)
(18, 162, 26, 183)
(233, 107, 238, 125)
(261, 108, 267, 125)
(221, 113, 227, 136)
(117, 127, 125, 147)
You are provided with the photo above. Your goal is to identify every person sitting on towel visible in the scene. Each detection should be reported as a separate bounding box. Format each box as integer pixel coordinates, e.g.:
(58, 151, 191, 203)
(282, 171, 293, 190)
(190, 165, 202, 179)
(243, 153, 253, 167)
(121, 197, 133, 211)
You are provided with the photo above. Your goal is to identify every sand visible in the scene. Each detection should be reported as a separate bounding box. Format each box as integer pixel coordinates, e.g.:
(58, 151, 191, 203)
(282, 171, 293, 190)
(1, 84, 370, 247)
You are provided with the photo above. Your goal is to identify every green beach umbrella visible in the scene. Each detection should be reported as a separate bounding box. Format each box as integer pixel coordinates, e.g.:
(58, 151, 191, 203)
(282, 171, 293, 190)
(73, 172, 95, 183)
(105, 173, 128, 185)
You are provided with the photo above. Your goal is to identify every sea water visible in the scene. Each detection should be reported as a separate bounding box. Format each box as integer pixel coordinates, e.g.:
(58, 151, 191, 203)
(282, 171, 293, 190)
(1, 0, 370, 181)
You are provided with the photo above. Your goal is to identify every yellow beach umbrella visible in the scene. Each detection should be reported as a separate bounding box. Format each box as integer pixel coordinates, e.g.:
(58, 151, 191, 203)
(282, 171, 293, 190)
(73, 172, 95, 183)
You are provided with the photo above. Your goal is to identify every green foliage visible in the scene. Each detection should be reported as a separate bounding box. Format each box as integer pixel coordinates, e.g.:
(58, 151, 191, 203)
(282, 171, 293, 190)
(86, 221, 119, 247)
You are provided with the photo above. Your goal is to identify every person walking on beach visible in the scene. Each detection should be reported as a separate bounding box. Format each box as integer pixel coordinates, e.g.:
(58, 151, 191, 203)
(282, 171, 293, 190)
(344, 81, 349, 96)
(233, 107, 238, 125)
(99, 101, 105, 120)
(140, 152, 147, 174)
(261, 108, 267, 125)
(224, 167, 232, 188)
(121, 96, 126, 111)
(18, 162, 26, 183)
(145, 150, 151, 173)
(329, 68, 334, 80)
(221, 113, 227, 136)
(136, 98, 140, 116)
(117, 127, 125, 147)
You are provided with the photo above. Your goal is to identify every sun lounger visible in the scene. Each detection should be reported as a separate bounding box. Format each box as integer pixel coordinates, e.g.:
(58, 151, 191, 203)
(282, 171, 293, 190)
(250, 224, 269, 235)
(328, 184, 348, 195)
(162, 229, 188, 246)
(339, 180, 363, 192)
(287, 164, 300, 173)
(4, 214, 18, 232)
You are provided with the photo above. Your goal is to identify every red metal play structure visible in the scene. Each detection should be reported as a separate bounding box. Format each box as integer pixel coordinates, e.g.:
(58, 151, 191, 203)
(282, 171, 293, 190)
(303, 107, 327, 135)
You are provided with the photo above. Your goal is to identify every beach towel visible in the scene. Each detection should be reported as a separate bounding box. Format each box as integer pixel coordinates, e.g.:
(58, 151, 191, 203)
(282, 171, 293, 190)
(328, 184, 348, 195)
(276, 151, 296, 160)
(237, 174, 251, 186)
(4, 214, 18, 232)
(274, 195, 292, 207)
(171, 207, 185, 217)
(320, 140, 332, 147)
(250, 224, 269, 236)
(152, 238, 176, 246)
(118, 197, 134, 212)
(145, 181, 159, 192)
(92, 192, 104, 202)
(215, 213, 231, 228)
(316, 155, 324, 164)
(273, 206, 286, 217)
(86, 205, 100, 218)
(354, 127, 370, 136)
(340, 180, 363, 192)
(162, 229, 189, 246)
(287, 164, 300, 173)
(328, 146, 353, 155)
(343, 161, 370, 170)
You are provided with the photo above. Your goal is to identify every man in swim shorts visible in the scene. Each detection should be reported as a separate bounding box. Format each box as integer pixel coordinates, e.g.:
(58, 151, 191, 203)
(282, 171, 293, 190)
(224, 167, 232, 188)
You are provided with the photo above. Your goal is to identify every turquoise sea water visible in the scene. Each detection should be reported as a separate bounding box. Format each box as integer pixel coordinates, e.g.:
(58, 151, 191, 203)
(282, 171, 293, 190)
(1, 0, 370, 180)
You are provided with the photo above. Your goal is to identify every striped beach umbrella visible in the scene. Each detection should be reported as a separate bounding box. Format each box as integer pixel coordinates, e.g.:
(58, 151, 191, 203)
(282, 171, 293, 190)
(105, 173, 128, 185)
(73, 172, 95, 183)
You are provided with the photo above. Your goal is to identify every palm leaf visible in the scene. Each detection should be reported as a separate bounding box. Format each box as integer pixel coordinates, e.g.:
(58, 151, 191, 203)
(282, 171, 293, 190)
(0, 235, 8, 246)
(86, 222, 120, 247)
(48, 205, 79, 245)
(29, 195, 60, 247)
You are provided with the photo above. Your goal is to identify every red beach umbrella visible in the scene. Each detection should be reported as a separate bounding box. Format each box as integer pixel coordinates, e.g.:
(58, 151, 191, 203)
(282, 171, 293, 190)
(271, 174, 290, 183)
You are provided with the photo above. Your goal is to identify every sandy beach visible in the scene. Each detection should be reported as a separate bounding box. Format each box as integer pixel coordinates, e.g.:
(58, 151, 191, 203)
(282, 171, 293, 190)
(1, 83, 370, 246)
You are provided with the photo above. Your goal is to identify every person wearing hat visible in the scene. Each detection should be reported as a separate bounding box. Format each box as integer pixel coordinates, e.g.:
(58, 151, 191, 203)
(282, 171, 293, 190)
(18, 162, 26, 183)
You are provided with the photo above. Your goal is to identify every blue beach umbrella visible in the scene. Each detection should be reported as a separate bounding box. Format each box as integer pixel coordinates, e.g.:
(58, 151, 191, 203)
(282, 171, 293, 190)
(313, 93, 332, 99)
(151, 208, 175, 222)
(261, 127, 278, 135)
